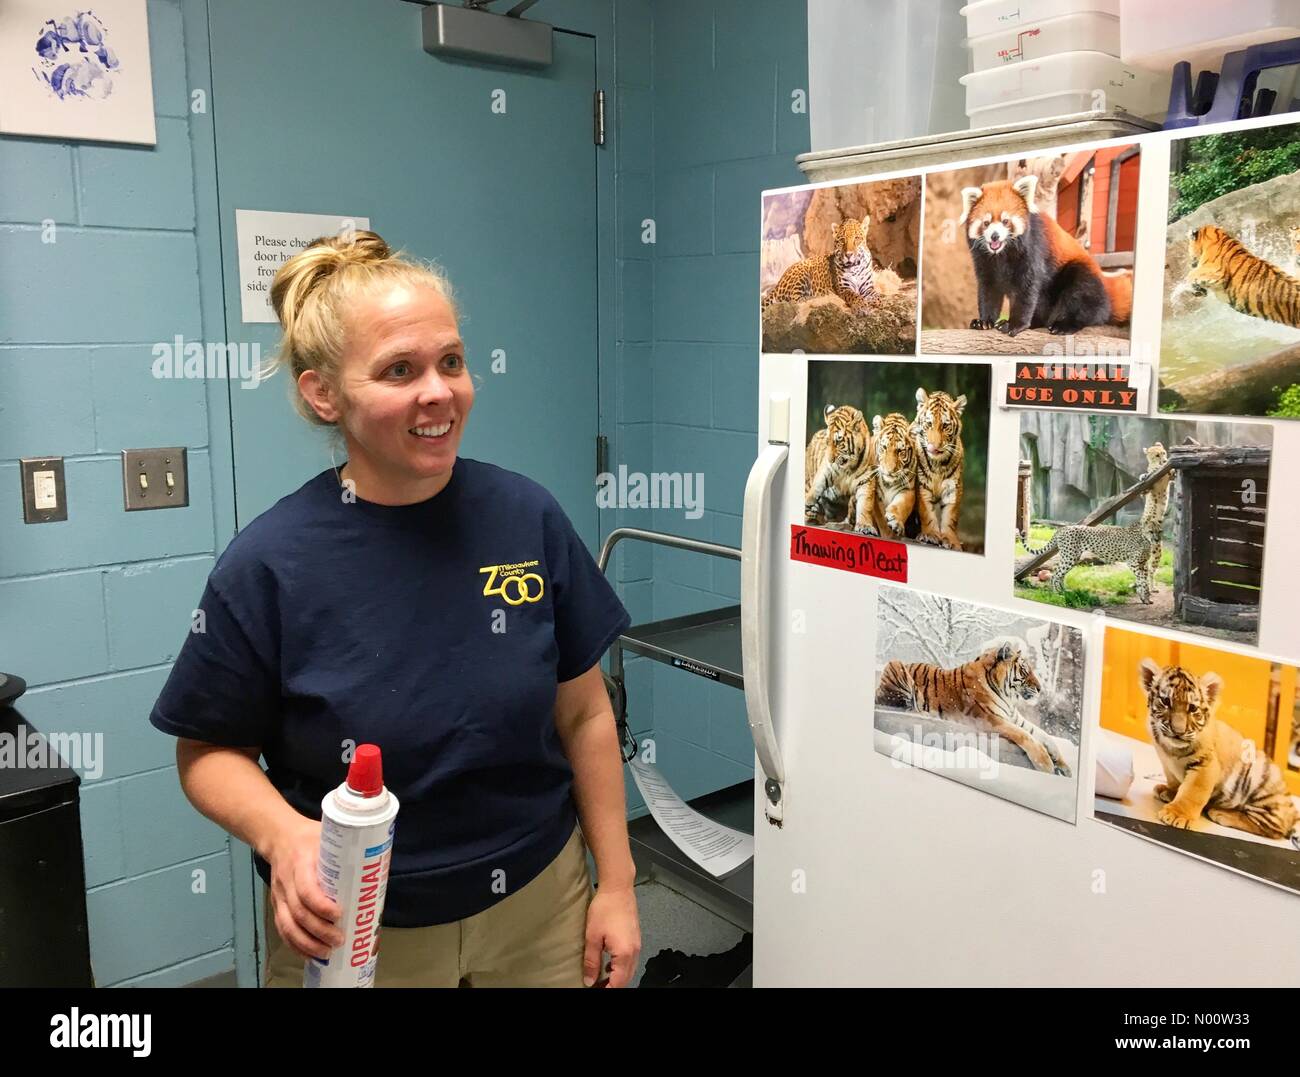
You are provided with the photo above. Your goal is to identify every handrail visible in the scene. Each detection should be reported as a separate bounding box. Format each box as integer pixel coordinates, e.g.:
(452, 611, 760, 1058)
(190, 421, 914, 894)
(597, 526, 740, 573)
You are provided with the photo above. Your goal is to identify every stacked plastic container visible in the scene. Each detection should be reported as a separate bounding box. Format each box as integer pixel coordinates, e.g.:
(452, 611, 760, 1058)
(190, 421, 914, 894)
(1120, 0, 1300, 72)
(960, 0, 1168, 127)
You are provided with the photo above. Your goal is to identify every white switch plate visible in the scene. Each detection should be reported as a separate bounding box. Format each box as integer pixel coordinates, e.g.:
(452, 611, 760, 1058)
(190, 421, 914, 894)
(20, 457, 67, 523)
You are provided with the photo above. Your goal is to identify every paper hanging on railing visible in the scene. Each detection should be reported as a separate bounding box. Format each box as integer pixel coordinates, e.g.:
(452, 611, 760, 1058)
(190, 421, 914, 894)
(627, 757, 753, 880)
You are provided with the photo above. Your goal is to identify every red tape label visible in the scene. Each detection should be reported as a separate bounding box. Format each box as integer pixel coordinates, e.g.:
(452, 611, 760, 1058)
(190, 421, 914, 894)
(789, 525, 907, 582)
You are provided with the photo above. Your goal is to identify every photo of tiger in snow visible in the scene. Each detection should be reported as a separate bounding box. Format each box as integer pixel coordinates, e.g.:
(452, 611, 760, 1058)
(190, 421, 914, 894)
(874, 586, 1084, 823)
(1014, 412, 1273, 648)
(1160, 118, 1300, 419)
(761, 177, 920, 354)
(803, 359, 990, 555)
(1095, 626, 1300, 896)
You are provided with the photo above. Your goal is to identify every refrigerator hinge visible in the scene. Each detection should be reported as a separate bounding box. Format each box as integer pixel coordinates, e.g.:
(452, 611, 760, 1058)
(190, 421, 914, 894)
(593, 89, 606, 146)
(595, 433, 609, 479)
(764, 779, 784, 827)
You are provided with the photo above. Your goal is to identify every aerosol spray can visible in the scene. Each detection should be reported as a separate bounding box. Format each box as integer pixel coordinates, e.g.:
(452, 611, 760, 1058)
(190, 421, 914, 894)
(304, 743, 400, 988)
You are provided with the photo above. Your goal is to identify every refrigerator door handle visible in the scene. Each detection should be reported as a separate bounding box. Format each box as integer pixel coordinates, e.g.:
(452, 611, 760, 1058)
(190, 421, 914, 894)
(742, 403, 789, 827)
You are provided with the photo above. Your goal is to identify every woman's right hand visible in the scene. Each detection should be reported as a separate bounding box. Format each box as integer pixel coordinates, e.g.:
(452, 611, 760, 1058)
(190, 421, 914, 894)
(266, 815, 345, 961)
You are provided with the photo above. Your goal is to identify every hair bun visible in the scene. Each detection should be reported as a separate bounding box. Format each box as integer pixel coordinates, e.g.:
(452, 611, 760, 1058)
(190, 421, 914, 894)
(328, 229, 391, 266)
(270, 229, 390, 327)
(308, 228, 391, 270)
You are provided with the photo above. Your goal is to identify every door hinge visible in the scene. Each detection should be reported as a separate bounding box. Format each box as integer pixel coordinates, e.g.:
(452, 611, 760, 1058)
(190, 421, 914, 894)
(596, 434, 609, 478)
(593, 89, 606, 146)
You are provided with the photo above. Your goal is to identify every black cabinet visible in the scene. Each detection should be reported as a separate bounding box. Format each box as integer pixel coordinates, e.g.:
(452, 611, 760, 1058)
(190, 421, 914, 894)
(0, 673, 94, 987)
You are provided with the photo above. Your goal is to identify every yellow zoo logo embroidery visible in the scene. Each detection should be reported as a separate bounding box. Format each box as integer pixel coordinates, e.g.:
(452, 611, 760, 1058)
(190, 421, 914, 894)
(479, 560, 545, 605)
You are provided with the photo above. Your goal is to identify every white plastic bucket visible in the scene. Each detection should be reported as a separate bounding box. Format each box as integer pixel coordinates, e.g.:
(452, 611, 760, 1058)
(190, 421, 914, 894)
(962, 50, 1169, 124)
(967, 12, 1121, 72)
(961, 0, 1120, 39)
(1120, 0, 1300, 72)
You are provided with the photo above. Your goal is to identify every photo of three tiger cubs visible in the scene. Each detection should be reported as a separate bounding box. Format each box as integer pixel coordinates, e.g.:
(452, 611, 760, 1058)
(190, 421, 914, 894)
(803, 360, 990, 555)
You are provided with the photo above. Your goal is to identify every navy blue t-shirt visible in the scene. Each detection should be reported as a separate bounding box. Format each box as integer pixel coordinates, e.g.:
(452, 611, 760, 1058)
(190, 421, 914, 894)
(149, 458, 630, 927)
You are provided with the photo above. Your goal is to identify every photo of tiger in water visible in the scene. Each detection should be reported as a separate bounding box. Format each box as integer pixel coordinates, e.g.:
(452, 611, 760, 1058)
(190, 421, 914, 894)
(803, 360, 990, 556)
(1095, 626, 1300, 897)
(1183, 224, 1300, 329)
(1160, 117, 1300, 418)
(874, 586, 1084, 823)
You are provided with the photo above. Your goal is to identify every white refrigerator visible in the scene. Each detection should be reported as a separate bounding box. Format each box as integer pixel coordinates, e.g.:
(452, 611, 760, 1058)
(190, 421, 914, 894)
(748, 359, 1300, 983)
(742, 357, 1300, 987)
(741, 106, 1300, 986)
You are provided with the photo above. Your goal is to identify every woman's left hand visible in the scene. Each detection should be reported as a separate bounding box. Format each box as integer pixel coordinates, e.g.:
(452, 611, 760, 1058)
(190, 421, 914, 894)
(583, 884, 641, 987)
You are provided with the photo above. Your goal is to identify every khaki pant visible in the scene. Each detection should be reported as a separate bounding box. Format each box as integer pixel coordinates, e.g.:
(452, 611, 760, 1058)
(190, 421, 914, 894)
(263, 825, 592, 987)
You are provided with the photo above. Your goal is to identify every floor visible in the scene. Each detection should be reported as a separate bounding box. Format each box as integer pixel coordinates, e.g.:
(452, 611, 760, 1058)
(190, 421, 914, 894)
(624, 875, 750, 988)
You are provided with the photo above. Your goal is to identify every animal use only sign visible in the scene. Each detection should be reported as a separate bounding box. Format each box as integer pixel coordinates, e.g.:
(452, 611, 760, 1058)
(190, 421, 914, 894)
(1000, 360, 1151, 412)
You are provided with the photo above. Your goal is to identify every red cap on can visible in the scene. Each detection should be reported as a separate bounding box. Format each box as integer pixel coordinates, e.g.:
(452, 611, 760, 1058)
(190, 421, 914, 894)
(346, 744, 384, 797)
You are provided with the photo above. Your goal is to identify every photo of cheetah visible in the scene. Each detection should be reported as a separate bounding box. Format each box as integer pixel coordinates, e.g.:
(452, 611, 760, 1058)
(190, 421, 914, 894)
(1014, 413, 1273, 647)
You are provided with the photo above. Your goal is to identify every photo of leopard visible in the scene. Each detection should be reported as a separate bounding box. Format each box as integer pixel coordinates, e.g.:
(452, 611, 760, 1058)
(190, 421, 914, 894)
(761, 177, 920, 354)
(762, 234, 876, 311)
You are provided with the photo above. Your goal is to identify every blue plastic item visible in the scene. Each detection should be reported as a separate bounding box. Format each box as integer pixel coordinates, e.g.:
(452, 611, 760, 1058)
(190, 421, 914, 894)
(1164, 35, 1300, 128)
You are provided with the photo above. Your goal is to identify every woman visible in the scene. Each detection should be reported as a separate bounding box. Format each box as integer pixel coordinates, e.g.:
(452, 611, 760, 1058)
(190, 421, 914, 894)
(149, 230, 641, 987)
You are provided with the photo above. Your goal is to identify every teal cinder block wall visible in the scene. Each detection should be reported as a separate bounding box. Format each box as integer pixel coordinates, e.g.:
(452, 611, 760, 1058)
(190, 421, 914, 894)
(642, 0, 809, 803)
(0, 0, 237, 987)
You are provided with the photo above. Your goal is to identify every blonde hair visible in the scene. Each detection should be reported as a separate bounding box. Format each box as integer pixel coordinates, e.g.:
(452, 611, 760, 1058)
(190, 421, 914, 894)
(264, 229, 459, 427)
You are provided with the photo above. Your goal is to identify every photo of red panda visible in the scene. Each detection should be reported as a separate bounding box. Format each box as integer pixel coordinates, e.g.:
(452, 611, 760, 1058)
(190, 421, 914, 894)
(920, 147, 1140, 357)
(962, 177, 1133, 336)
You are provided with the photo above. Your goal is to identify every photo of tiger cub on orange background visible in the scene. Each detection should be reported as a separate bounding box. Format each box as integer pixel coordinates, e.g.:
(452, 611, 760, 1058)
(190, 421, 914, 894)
(919, 146, 1139, 357)
(760, 176, 920, 355)
(874, 585, 1084, 823)
(803, 359, 990, 555)
(1159, 116, 1300, 419)
(1095, 626, 1300, 896)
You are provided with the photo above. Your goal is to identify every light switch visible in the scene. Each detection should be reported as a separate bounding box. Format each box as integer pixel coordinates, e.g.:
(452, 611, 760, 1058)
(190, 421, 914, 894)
(33, 469, 58, 509)
(122, 447, 189, 511)
(20, 457, 67, 523)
